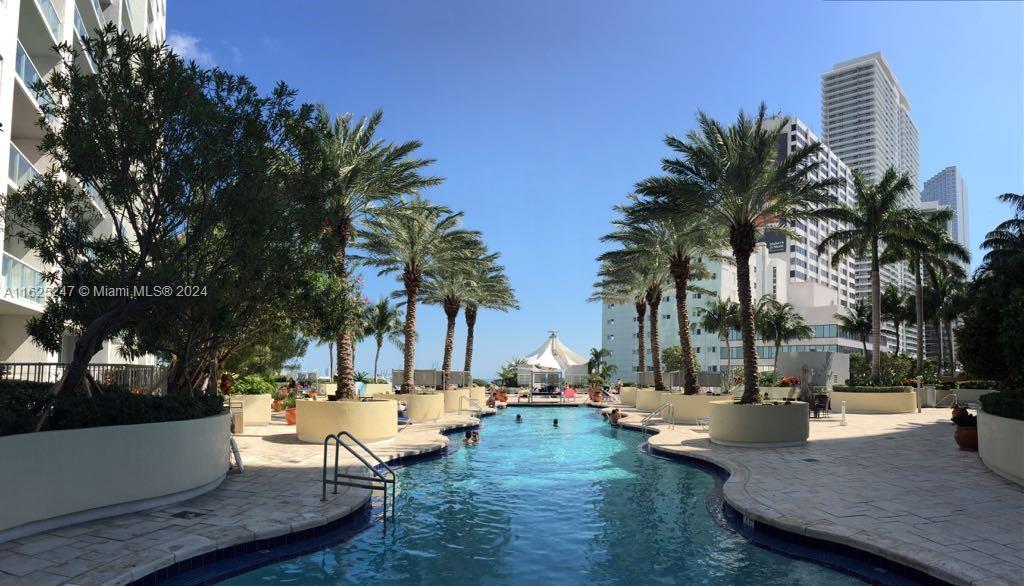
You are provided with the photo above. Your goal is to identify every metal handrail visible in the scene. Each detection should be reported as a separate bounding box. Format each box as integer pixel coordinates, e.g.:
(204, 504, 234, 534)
(322, 431, 396, 518)
(935, 393, 959, 407)
(460, 395, 483, 415)
(641, 402, 675, 435)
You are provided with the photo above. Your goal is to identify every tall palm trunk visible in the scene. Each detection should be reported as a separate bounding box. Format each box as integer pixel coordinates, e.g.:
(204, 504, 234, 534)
(732, 232, 758, 403)
(463, 305, 477, 373)
(943, 318, 956, 376)
(401, 273, 420, 393)
(721, 328, 731, 393)
(861, 335, 868, 357)
(328, 341, 335, 381)
(915, 261, 925, 373)
(373, 339, 382, 381)
(772, 340, 782, 380)
(440, 299, 459, 389)
(933, 318, 944, 375)
(646, 291, 665, 391)
(634, 301, 646, 382)
(334, 222, 357, 399)
(670, 258, 699, 394)
(893, 320, 901, 356)
(869, 244, 882, 385)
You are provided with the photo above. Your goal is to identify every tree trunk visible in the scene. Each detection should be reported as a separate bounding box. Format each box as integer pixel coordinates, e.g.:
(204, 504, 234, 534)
(634, 301, 646, 382)
(894, 320, 901, 356)
(334, 220, 356, 399)
(732, 232, 759, 403)
(463, 305, 477, 374)
(373, 341, 382, 381)
(722, 330, 731, 393)
(861, 336, 868, 357)
(671, 259, 699, 394)
(401, 275, 419, 393)
(54, 302, 132, 400)
(944, 318, 956, 376)
(646, 291, 665, 391)
(933, 318, 944, 375)
(328, 341, 335, 382)
(440, 299, 459, 389)
(772, 341, 781, 380)
(915, 261, 925, 373)
(870, 245, 882, 385)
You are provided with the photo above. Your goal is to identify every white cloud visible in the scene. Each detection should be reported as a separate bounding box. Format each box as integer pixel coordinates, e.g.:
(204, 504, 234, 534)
(167, 32, 215, 67)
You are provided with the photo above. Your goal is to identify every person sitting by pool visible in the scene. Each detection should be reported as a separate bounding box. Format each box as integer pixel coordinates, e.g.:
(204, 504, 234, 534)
(609, 408, 628, 425)
(553, 418, 559, 428)
(486, 394, 496, 408)
(464, 430, 473, 445)
(515, 413, 523, 423)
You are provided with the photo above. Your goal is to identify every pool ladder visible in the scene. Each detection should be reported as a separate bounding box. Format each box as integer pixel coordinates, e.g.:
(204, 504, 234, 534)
(322, 431, 397, 518)
(460, 395, 484, 416)
(641, 402, 675, 435)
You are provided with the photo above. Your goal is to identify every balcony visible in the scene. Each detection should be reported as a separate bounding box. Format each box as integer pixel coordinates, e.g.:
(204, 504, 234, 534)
(14, 41, 55, 119)
(33, 0, 62, 42)
(1, 253, 46, 308)
(73, 7, 98, 72)
(121, 0, 134, 34)
(8, 144, 39, 189)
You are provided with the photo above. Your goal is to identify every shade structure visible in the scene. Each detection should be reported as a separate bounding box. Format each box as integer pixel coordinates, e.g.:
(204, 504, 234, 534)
(522, 332, 587, 372)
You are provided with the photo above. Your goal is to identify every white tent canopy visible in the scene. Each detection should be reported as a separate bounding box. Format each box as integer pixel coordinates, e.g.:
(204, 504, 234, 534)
(522, 332, 587, 372)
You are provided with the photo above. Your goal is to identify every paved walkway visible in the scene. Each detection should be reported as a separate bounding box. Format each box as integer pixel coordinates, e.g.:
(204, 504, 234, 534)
(609, 406, 1024, 586)
(0, 414, 480, 586)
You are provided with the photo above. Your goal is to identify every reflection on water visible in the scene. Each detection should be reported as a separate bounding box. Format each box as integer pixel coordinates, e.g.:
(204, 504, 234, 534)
(225, 408, 861, 585)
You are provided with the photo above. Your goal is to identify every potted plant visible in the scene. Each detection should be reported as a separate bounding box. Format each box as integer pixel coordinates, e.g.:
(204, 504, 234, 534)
(951, 401, 969, 421)
(952, 410, 978, 451)
(282, 395, 297, 425)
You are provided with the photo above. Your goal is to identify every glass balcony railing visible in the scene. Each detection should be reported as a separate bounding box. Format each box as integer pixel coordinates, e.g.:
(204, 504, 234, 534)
(121, 0, 134, 33)
(8, 144, 38, 189)
(15, 41, 55, 114)
(73, 7, 98, 71)
(34, 0, 62, 41)
(2, 253, 46, 306)
(91, 0, 104, 21)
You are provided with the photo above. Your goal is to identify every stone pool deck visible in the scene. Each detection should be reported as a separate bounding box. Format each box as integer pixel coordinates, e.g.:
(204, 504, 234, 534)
(608, 406, 1024, 586)
(0, 413, 481, 586)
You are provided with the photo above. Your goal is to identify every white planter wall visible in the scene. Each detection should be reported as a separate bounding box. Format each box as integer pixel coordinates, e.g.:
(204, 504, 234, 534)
(979, 411, 1024, 487)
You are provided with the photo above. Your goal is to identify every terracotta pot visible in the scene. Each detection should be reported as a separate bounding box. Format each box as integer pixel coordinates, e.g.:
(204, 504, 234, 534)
(285, 407, 297, 425)
(272, 399, 282, 412)
(954, 425, 978, 451)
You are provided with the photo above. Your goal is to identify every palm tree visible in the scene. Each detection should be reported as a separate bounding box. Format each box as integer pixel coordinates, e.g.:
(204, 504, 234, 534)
(587, 348, 611, 374)
(879, 207, 969, 371)
(927, 268, 967, 376)
(699, 299, 739, 388)
(835, 298, 872, 356)
(979, 193, 1024, 273)
(499, 358, 527, 387)
(462, 259, 518, 375)
(636, 104, 840, 403)
(881, 284, 910, 356)
(816, 167, 928, 385)
(314, 107, 441, 398)
(591, 263, 651, 385)
(357, 198, 481, 392)
(598, 242, 672, 391)
(755, 297, 813, 382)
(420, 246, 493, 388)
(603, 201, 722, 394)
(364, 297, 404, 381)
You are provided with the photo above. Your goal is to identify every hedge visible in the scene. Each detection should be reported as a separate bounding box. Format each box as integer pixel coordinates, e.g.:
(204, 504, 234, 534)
(232, 374, 275, 395)
(0, 380, 225, 436)
(832, 385, 914, 393)
(980, 390, 1024, 421)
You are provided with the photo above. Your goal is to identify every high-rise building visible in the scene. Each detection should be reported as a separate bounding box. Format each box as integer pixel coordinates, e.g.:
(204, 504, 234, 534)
(921, 166, 970, 254)
(0, 0, 166, 363)
(822, 52, 920, 353)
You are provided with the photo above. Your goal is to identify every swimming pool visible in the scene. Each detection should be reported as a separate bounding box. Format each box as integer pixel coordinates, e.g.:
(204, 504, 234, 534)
(224, 407, 861, 585)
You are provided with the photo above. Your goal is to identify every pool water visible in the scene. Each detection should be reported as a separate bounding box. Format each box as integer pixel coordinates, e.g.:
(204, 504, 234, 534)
(225, 407, 861, 585)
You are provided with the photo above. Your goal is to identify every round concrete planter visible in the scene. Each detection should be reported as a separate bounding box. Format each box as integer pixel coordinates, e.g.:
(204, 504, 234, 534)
(0, 414, 229, 541)
(760, 386, 799, 401)
(832, 391, 917, 414)
(227, 394, 271, 426)
(635, 389, 671, 412)
(470, 387, 487, 402)
(443, 388, 471, 412)
(664, 394, 719, 424)
(708, 400, 809, 447)
(619, 387, 637, 407)
(978, 411, 1024, 487)
(404, 393, 445, 422)
(295, 399, 397, 443)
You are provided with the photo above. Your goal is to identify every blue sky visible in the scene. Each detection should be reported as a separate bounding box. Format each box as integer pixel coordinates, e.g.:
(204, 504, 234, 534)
(167, 0, 1023, 380)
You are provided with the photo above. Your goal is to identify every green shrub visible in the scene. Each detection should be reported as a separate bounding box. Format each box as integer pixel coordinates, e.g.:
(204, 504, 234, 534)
(980, 390, 1024, 421)
(281, 395, 297, 409)
(952, 411, 977, 426)
(472, 378, 490, 387)
(833, 385, 914, 393)
(848, 353, 914, 386)
(955, 380, 1000, 390)
(621, 381, 636, 387)
(233, 374, 275, 395)
(0, 380, 224, 436)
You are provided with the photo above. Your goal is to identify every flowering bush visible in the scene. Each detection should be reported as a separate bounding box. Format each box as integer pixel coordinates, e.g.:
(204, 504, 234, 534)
(780, 376, 800, 387)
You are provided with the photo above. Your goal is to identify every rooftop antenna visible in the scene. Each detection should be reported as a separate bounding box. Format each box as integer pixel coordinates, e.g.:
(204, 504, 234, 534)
(548, 329, 558, 338)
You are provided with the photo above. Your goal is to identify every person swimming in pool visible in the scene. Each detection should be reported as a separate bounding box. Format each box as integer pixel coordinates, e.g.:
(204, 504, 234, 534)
(553, 418, 559, 427)
(464, 430, 473, 445)
(609, 408, 628, 425)
(515, 414, 523, 423)
(471, 430, 480, 444)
